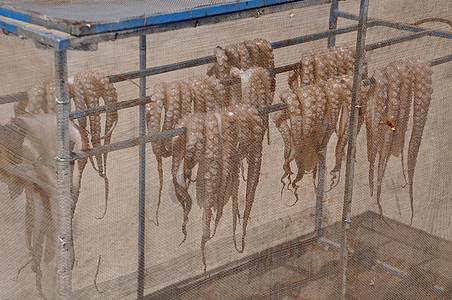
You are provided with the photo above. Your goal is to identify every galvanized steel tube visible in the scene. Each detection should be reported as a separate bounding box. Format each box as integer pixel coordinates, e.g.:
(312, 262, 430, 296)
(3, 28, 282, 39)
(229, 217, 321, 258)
(55, 49, 73, 300)
(337, 0, 370, 298)
(137, 34, 147, 300)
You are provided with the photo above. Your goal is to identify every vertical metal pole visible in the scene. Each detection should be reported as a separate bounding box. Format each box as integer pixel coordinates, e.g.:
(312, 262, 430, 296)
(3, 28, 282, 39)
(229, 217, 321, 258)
(137, 34, 147, 300)
(55, 48, 72, 300)
(315, 0, 340, 238)
(337, 0, 369, 299)
(328, 0, 339, 48)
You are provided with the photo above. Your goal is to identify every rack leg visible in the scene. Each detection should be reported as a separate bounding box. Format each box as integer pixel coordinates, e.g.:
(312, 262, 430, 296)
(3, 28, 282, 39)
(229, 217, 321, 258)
(55, 48, 73, 300)
(337, 0, 369, 299)
(137, 34, 147, 300)
(328, 0, 339, 48)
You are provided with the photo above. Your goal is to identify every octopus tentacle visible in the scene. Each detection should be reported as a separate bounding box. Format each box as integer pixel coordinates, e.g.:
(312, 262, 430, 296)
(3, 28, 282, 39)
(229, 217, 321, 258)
(172, 115, 193, 244)
(163, 81, 180, 154)
(272, 109, 293, 192)
(284, 89, 304, 203)
(407, 59, 432, 224)
(234, 105, 264, 253)
(211, 108, 236, 239)
(329, 75, 368, 190)
(375, 64, 401, 224)
(391, 61, 414, 187)
(367, 70, 389, 196)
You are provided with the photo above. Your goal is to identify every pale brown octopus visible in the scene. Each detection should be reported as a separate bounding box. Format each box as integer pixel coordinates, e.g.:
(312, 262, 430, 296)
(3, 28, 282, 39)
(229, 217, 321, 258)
(1, 113, 89, 297)
(365, 58, 432, 224)
(146, 75, 227, 224)
(328, 75, 369, 190)
(274, 84, 329, 203)
(72, 72, 118, 219)
(207, 38, 275, 106)
(288, 43, 368, 90)
(18, 72, 119, 219)
(171, 105, 264, 272)
(274, 75, 369, 201)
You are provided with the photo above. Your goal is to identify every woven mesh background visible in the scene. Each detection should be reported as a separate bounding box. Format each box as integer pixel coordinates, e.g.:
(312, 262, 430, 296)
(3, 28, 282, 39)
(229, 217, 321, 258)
(0, 0, 451, 299)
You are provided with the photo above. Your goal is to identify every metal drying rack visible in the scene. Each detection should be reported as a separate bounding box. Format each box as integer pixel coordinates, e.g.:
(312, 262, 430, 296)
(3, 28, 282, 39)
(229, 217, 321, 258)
(0, 0, 451, 299)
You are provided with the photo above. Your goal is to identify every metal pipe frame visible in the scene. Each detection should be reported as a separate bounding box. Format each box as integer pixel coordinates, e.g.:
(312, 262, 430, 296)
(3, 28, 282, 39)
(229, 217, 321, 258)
(336, 0, 370, 298)
(3, 13, 450, 105)
(0, 1, 451, 300)
(336, 10, 452, 40)
(137, 35, 147, 300)
(54, 48, 73, 300)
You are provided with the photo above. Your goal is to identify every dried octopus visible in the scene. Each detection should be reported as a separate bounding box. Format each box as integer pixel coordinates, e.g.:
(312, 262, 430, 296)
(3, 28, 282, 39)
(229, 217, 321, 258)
(274, 84, 328, 203)
(365, 58, 432, 224)
(171, 104, 264, 272)
(273, 75, 369, 202)
(286, 44, 369, 190)
(207, 38, 275, 106)
(1, 113, 89, 297)
(145, 75, 227, 224)
(287, 43, 368, 89)
(328, 75, 369, 190)
(18, 71, 119, 218)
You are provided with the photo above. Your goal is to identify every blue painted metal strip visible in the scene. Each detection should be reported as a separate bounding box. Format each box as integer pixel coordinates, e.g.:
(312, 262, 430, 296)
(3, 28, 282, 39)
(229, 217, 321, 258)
(264, 0, 282, 5)
(191, 3, 241, 19)
(2, 0, 312, 37)
(0, 6, 31, 22)
(77, 18, 146, 36)
(145, 10, 192, 26)
(239, 0, 266, 10)
(3, 21, 18, 35)
(0, 16, 70, 49)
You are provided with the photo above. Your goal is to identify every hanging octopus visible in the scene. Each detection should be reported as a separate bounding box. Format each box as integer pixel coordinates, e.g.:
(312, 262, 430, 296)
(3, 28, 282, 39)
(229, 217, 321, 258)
(3, 113, 89, 298)
(288, 43, 368, 90)
(207, 38, 275, 105)
(328, 75, 370, 190)
(17, 72, 119, 219)
(72, 71, 118, 219)
(365, 58, 433, 224)
(230, 66, 273, 141)
(146, 75, 227, 224)
(274, 83, 331, 203)
(171, 105, 264, 272)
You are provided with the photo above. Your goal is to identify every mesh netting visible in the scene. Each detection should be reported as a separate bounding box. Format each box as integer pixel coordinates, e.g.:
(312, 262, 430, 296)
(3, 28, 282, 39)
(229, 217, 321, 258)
(0, 0, 451, 299)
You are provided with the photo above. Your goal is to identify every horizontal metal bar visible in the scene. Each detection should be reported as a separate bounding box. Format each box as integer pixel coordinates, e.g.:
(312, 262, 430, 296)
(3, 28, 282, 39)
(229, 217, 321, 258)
(430, 30, 452, 40)
(110, 22, 374, 84)
(2, 25, 450, 117)
(271, 22, 375, 49)
(337, 11, 452, 40)
(0, 22, 375, 105)
(257, 102, 287, 114)
(69, 97, 150, 119)
(71, 102, 286, 159)
(0, 15, 69, 50)
(109, 56, 216, 83)
(72, 127, 186, 160)
(430, 54, 452, 66)
(0, 92, 27, 104)
(376, 20, 452, 40)
(8, 51, 452, 121)
(365, 30, 431, 51)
